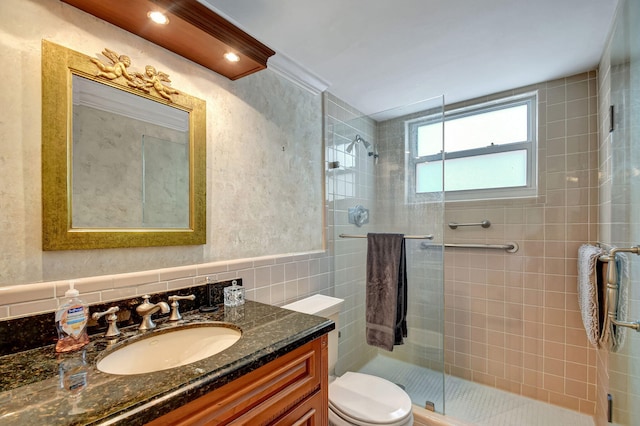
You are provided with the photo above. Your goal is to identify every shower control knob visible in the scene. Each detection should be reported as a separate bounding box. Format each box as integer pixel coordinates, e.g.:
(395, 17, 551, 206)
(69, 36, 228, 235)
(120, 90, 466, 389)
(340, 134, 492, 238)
(348, 205, 370, 227)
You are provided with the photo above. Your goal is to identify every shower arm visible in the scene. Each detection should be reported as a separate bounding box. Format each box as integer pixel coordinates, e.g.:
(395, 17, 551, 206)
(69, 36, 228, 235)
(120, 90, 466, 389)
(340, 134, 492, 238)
(599, 246, 640, 332)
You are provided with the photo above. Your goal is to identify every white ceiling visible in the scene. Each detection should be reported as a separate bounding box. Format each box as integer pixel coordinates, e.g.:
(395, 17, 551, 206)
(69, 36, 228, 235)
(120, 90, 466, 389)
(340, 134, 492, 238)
(201, 0, 618, 119)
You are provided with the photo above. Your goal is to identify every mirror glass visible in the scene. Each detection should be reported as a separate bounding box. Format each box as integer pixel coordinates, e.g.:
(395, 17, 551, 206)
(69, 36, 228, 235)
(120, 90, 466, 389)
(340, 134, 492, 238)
(42, 41, 206, 250)
(72, 76, 190, 229)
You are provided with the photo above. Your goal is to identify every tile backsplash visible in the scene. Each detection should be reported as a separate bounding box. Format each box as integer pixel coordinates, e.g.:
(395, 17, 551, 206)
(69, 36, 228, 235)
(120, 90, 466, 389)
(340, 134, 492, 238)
(0, 279, 242, 356)
(0, 250, 331, 321)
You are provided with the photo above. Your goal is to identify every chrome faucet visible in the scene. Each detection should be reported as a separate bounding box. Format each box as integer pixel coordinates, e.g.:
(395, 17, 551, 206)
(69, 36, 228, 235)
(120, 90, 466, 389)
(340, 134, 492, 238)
(136, 295, 170, 331)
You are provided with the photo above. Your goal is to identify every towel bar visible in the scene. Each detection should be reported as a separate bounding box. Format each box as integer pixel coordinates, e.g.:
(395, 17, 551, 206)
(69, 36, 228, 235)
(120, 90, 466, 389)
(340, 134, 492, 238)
(339, 234, 434, 240)
(599, 246, 640, 332)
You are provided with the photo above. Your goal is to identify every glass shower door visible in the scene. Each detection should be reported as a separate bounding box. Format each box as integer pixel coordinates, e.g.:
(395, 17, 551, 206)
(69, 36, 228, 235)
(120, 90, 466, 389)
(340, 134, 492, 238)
(606, 0, 640, 423)
(325, 93, 446, 412)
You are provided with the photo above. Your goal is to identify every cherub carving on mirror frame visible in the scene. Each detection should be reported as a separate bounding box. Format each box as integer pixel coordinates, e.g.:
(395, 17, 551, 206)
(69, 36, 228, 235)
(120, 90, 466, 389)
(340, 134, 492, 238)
(91, 48, 179, 102)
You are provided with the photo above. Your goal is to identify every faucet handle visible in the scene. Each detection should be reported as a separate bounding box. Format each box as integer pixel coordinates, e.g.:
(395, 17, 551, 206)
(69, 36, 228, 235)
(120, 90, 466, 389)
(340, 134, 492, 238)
(92, 306, 121, 338)
(168, 294, 196, 321)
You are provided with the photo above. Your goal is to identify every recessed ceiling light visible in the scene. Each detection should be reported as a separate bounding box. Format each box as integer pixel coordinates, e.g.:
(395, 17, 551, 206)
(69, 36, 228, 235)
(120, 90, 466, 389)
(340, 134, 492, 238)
(147, 11, 169, 25)
(224, 52, 240, 63)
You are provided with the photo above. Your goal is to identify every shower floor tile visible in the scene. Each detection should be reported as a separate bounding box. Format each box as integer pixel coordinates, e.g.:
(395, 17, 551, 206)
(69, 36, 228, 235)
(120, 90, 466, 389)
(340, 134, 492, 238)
(357, 355, 594, 426)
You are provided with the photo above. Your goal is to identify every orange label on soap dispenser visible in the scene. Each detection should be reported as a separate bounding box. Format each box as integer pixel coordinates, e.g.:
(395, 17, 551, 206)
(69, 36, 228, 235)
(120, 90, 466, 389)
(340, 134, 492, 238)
(61, 305, 88, 337)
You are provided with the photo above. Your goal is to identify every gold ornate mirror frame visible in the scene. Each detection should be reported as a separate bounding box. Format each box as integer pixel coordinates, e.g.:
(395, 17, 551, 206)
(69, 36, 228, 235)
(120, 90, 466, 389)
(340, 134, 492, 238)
(42, 40, 206, 250)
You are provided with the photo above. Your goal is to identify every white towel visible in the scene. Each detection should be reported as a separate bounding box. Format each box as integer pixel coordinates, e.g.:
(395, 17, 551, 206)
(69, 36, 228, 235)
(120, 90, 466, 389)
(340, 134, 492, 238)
(577, 244, 605, 348)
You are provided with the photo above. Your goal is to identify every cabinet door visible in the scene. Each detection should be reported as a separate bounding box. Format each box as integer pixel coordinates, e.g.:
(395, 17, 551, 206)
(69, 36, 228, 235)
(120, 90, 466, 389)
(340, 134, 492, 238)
(270, 391, 324, 426)
(147, 335, 327, 425)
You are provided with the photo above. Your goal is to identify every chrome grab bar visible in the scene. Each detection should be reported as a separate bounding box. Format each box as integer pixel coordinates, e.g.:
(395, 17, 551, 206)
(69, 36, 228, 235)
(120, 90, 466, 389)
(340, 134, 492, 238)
(448, 220, 491, 229)
(420, 242, 518, 253)
(444, 242, 518, 253)
(599, 246, 640, 331)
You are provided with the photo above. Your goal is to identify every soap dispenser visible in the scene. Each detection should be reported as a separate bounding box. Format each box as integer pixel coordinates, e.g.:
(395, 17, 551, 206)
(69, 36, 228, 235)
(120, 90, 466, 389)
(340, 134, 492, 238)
(55, 281, 89, 353)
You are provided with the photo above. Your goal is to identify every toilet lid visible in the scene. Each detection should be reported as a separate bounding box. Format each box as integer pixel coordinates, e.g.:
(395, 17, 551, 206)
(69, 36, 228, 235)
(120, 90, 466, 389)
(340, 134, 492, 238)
(329, 372, 412, 424)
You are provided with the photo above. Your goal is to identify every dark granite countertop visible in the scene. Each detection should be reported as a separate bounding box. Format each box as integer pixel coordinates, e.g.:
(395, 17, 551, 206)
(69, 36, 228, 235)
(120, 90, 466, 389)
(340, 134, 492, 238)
(0, 301, 333, 425)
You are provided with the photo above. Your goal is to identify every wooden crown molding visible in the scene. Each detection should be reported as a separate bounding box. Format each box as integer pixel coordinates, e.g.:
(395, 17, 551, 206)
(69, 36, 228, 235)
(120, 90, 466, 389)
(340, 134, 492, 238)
(61, 0, 276, 80)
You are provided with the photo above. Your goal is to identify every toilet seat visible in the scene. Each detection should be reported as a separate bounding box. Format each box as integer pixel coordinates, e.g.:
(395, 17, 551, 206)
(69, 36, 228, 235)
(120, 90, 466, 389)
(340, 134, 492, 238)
(328, 372, 413, 426)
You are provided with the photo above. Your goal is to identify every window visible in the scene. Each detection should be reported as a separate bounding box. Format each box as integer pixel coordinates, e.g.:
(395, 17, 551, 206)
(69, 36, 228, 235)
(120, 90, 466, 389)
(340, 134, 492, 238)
(407, 92, 537, 201)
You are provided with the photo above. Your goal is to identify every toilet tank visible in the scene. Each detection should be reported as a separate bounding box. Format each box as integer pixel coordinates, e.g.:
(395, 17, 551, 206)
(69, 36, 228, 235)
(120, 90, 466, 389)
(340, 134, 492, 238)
(282, 295, 344, 374)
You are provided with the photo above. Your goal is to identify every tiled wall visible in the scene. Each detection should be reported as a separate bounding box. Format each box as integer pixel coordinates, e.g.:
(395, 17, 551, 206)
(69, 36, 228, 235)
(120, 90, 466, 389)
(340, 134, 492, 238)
(0, 251, 332, 320)
(444, 72, 600, 414)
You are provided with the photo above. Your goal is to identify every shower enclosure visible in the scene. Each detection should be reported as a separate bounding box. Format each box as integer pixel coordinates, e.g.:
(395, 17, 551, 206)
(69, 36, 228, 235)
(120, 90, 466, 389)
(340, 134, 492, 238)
(325, 94, 447, 411)
(325, 87, 600, 423)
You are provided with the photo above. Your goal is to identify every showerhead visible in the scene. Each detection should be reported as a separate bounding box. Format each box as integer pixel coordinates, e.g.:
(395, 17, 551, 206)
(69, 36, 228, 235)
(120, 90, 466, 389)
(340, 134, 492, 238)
(356, 135, 371, 149)
(347, 135, 371, 153)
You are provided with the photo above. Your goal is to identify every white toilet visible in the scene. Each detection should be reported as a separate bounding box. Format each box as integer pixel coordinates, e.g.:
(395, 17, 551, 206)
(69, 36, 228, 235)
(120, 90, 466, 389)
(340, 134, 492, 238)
(283, 295, 414, 426)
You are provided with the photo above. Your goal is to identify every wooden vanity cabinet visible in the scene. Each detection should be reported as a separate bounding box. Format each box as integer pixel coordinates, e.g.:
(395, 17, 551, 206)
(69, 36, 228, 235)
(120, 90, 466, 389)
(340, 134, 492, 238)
(147, 334, 328, 425)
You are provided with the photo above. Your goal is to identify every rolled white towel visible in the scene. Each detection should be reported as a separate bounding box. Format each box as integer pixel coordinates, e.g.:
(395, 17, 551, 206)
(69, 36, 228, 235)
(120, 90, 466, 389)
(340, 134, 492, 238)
(600, 253, 629, 352)
(577, 244, 605, 347)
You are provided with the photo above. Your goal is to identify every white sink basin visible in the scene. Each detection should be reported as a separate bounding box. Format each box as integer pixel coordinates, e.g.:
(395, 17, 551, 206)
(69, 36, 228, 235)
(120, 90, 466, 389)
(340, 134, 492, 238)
(96, 323, 242, 375)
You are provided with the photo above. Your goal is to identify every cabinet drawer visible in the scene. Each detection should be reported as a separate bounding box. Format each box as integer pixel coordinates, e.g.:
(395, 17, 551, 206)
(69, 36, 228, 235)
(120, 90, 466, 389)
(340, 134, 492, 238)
(147, 335, 327, 425)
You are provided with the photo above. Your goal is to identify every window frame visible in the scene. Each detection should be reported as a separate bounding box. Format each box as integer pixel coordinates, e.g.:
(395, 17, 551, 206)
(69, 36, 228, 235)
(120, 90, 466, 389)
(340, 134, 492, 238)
(406, 91, 538, 202)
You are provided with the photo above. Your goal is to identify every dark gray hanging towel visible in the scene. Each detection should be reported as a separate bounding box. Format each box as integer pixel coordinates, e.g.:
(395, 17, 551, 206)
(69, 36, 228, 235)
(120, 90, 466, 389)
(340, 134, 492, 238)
(366, 233, 408, 351)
